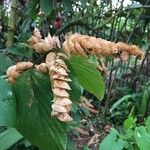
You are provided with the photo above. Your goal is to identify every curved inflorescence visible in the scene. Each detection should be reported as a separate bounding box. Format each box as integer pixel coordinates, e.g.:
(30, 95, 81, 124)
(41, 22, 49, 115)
(7, 62, 48, 84)
(28, 28, 61, 53)
(46, 52, 73, 122)
(6, 61, 33, 83)
(62, 33, 144, 61)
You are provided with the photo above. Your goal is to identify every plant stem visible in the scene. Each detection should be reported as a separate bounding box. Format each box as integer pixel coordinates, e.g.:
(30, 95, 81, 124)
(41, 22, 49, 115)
(7, 0, 18, 48)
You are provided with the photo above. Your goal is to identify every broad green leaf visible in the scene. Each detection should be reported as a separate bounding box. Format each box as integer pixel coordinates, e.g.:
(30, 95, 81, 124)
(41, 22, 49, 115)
(14, 70, 67, 150)
(0, 79, 16, 127)
(8, 43, 33, 59)
(40, 0, 53, 16)
(135, 126, 150, 150)
(0, 128, 22, 150)
(68, 73, 82, 102)
(69, 56, 105, 100)
(145, 116, 150, 134)
(66, 60, 82, 102)
(99, 128, 129, 150)
(0, 54, 12, 75)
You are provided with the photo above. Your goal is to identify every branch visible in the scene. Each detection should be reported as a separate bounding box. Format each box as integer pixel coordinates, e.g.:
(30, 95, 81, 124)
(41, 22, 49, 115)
(55, 18, 91, 35)
(7, 0, 18, 48)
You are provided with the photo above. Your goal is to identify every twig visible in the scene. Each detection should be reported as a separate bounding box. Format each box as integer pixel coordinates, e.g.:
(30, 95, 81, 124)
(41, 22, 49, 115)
(55, 18, 91, 35)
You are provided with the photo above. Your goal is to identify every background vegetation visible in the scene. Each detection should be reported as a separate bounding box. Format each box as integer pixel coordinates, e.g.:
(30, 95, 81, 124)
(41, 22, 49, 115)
(0, 0, 150, 150)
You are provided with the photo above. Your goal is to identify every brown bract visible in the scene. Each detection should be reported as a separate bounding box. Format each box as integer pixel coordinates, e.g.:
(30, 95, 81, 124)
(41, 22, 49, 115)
(46, 52, 73, 122)
(62, 33, 144, 61)
(35, 63, 48, 73)
(6, 61, 33, 83)
(6, 62, 49, 84)
(28, 28, 61, 53)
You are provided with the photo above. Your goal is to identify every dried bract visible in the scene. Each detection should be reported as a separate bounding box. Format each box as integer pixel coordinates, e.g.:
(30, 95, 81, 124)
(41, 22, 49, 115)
(46, 52, 72, 122)
(6, 61, 33, 83)
(63, 33, 144, 61)
(28, 28, 61, 53)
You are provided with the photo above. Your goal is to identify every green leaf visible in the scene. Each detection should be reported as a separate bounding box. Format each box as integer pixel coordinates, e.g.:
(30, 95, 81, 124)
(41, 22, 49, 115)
(141, 88, 149, 117)
(0, 54, 12, 75)
(135, 126, 150, 150)
(99, 128, 129, 150)
(145, 117, 150, 134)
(14, 70, 67, 150)
(66, 60, 82, 102)
(68, 73, 82, 102)
(40, 0, 53, 16)
(24, 0, 39, 19)
(124, 117, 136, 130)
(8, 43, 33, 59)
(63, 0, 73, 12)
(66, 136, 76, 150)
(69, 55, 105, 100)
(80, 0, 87, 8)
(0, 128, 22, 150)
(110, 94, 137, 112)
(0, 79, 16, 127)
(21, 19, 32, 33)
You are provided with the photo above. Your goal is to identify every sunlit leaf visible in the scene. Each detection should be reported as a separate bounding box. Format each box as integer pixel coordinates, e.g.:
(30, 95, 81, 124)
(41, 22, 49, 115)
(69, 55, 105, 100)
(0, 128, 22, 150)
(135, 126, 150, 150)
(99, 128, 129, 150)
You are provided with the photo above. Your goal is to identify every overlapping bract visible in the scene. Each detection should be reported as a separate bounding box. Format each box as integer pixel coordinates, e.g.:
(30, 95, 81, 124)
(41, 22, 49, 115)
(6, 62, 33, 83)
(28, 28, 61, 53)
(6, 62, 48, 83)
(63, 33, 144, 61)
(46, 52, 72, 122)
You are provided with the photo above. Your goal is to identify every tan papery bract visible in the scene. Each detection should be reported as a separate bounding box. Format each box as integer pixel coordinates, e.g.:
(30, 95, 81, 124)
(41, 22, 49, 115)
(53, 80, 71, 90)
(28, 28, 61, 53)
(57, 113, 73, 122)
(6, 62, 33, 83)
(35, 63, 48, 73)
(62, 33, 144, 61)
(46, 52, 73, 122)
